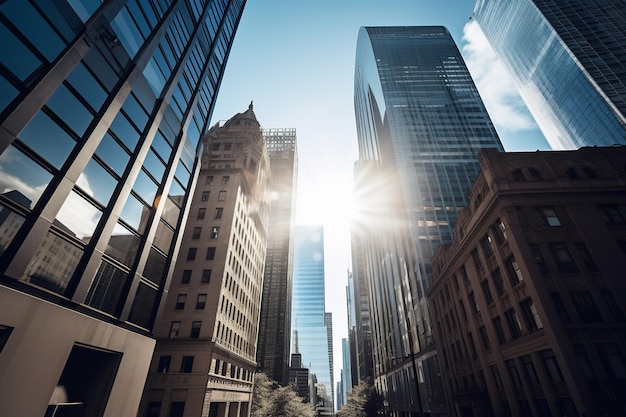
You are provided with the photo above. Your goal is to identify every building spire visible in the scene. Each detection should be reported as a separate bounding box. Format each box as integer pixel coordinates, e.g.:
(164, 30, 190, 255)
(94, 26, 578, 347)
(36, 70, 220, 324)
(249, 100, 253, 111)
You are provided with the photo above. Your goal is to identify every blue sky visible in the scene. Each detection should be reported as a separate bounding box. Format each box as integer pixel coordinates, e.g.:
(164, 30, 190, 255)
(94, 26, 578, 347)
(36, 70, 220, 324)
(210, 0, 550, 388)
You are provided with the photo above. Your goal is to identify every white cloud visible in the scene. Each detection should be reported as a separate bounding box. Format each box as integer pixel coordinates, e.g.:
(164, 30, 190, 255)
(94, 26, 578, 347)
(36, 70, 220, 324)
(462, 20, 536, 132)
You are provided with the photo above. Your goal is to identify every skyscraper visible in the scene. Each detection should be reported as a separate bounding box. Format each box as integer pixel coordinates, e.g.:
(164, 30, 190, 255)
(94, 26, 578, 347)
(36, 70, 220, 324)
(353, 26, 503, 416)
(292, 225, 334, 416)
(140, 104, 270, 417)
(0, 1, 245, 416)
(473, 0, 626, 150)
(257, 128, 298, 385)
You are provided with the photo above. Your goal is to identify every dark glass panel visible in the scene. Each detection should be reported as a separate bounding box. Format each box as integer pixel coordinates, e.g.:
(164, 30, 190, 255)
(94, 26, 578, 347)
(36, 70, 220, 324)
(120, 194, 150, 234)
(33, 0, 83, 43)
(161, 197, 181, 228)
(95, 132, 130, 176)
(142, 58, 166, 96)
(66, 63, 107, 112)
(174, 159, 190, 186)
(55, 190, 102, 242)
(143, 150, 166, 182)
(153, 220, 174, 254)
(128, 281, 158, 329)
(122, 93, 149, 131)
(110, 7, 141, 58)
(168, 179, 185, 204)
(143, 247, 166, 286)
(0, 73, 19, 113)
(133, 169, 158, 205)
(66, 0, 101, 22)
(0, 145, 53, 209)
(85, 260, 129, 316)
(110, 112, 140, 151)
(79, 159, 118, 206)
(126, 1, 151, 39)
(105, 222, 140, 267)
(0, 204, 26, 256)
(45, 83, 93, 137)
(151, 130, 173, 161)
(18, 111, 76, 168)
(2, 0, 65, 61)
(22, 230, 83, 294)
(83, 48, 119, 92)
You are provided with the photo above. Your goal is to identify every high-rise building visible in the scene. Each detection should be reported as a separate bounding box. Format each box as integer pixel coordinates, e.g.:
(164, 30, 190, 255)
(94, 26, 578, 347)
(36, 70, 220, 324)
(473, 0, 626, 150)
(339, 337, 353, 410)
(257, 128, 298, 385)
(429, 147, 626, 417)
(139, 104, 270, 417)
(292, 225, 334, 416)
(0, 1, 245, 416)
(353, 26, 504, 416)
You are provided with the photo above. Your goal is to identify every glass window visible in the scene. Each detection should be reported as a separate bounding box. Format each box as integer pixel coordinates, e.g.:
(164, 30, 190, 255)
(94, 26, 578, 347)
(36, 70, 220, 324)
(201, 191, 210, 201)
(197, 207, 206, 219)
(550, 292, 570, 323)
(161, 197, 181, 227)
(196, 294, 207, 309)
(222, 175, 229, 184)
(95, 133, 130, 176)
(187, 247, 197, 261)
(504, 308, 523, 339)
(492, 317, 506, 345)
(210, 227, 219, 239)
(133, 169, 158, 205)
(128, 281, 158, 330)
(492, 268, 505, 296)
(22, 230, 82, 295)
(169, 321, 180, 338)
(520, 298, 543, 331)
(111, 7, 141, 58)
(206, 176, 213, 185)
(0, 73, 19, 113)
(218, 191, 226, 201)
(79, 159, 118, 205)
(549, 243, 579, 273)
(110, 112, 140, 151)
(180, 356, 193, 373)
(66, 0, 101, 22)
(0, 23, 43, 82)
(506, 360, 523, 387)
(529, 245, 549, 273)
(192, 227, 201, 239)
(66, 63, 107, 112)
(574, 243, 598, 272)
(0, 205, 26, 253)
(153, 220, 174, 253)
(175, 294, 186, 310)
(570, 291, 602, 322)
(122, 93, 149, 131)
(205, 247, 215, 260)
(181, 270, 191, 284)
(599, 205, 625, 225)
(143, 247, 166, 286)
(481, 280, 494, 304)
(480, 235, 495, 257)
(541, 349, 564, 383)
(492, 219, 507, 243)
(46, 83, 93, 137)
(214, 207, 223, 219)
(0, 325, 14, 353)
(539, 207, 561, 226)
(201, 269, 211, 283)
(190, 321, 201, 338)
(478, 326, 490, 350)
(143, 150, 166, 183)
(18, 111, 76, 169)
(56, 190, 102, 242)
(521, 355, 540, 386)
(0, 145, 53, 209)
(157, 355, 171, 373)
(596, 343, 626, 379)
(120, 193, 150, 234)
(105, 222, 140, 267)
(85, 260, 128, 316)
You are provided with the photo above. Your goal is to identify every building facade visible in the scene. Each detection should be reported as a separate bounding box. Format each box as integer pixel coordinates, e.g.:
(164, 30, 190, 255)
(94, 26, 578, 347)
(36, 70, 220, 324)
(473, 0, 626, 150)
(292, 225, 334, 416)
(429, 147, 626, 417)
(353, 26, 504, 416)
(257, 128, 298, 385)
(0, 1, 245, 416)
(139, 105, 269, 417)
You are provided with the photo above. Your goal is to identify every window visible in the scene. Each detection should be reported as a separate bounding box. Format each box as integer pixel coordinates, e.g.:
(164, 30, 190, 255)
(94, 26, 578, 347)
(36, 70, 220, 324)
(570, 291, 602, 322)
(541, 349, 564, 383)
(520, 298, 543, 331)
(596, 343, 626, 379)
(201, 191, 209, 201)
(504, 256, 524, 285)
(528, 168, 542, 180)
(458, 300, 467, 322)
(169, 402, 185, 417)
(504, 309, 523, 339)
(529, 245, 549, 273)
(211, 143, 220, 151)
(493, 219, 507, 243)
(157, 355, 171, 373)
(602, 291, 624, 321)
(214, 359, 221, 374)
(190, 321, 201, 338)
(506, 360, 523, 387)
(214, 207, 223, 219)
(468, 292, 479, 314)
(490, 365, 503, 390)
(493, 317, 506, 345)
(521, 355, 540, 385)
(196, 294, 207, 309)
(206, 247, 215, 260)
(551, 292, 570, 323)
(218, 191, 226, 201)
(175, 294, 186, 310)
(549, 243, 578, 273)
(169, 321, 180, 338)
(224, 143, 232, 151)
(539, 207, 561, 226)
(481, 280, 494, 305)
(181, 270, 191, 284)
(0, 325, 13, 353)
(205, 176, 213, 185)
(180, 356, 194, 373)
(481, 235, 495, 258)
(192, 227, 201, 239)
(478, 326, 490, 350)
(575, 243, 598, 272)
(210, 227, 219, 239)
(492, 268, 505, 296)
(512, 169, 525, 181)
(197, 207, 206, 219)
(201, 269, 211, 283)
(471, 248, 482, 272)
(221, 175, 229, 184)
(186, 248, 197, 261)
(599, 205, 625, 225)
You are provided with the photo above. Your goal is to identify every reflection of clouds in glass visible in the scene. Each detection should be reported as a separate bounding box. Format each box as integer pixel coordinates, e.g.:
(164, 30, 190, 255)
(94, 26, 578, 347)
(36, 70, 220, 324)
(0, 146, 51, 207)
(76, 172, 95, 197)
(0, 170, 47, 207)
(56, 190, 101, 239)
(312, 251, 322, 262)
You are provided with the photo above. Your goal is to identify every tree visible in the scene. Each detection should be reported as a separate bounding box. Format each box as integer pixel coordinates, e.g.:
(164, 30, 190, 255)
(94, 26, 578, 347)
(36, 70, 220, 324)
(337, 380, 384, 417)
(250, 372, 314, 417)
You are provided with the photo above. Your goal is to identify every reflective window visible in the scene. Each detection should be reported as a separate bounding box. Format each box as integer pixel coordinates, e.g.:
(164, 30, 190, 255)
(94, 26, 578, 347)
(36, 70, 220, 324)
(67, 0, 101, 22)
(111, 6, 142, 58)
(151, 130, 173, 161)
(18, 111, 76, 169)
(79, 159, 118, 206)
(128, 282, 158, 330)
(66, 63, 107, 112)
(0, 23, 42, 82)
(105, 222, 140, 267)
(122, 93, 149, 131)
(153, 220, 174, 253)
(33, 1, 83, 43)
(161, 197, 181, 228)
(22, 230, 83, 295)
(143, 150, 166, 182)
(45, 83, 93, 137)
(55, 190, 102, 242)
(133, 169, 158, 205)
(0, 73, 19, 113)
(143, 247, 166, 286)
(0, 145, 53, 209)
(86, 260, 129, 316)
(83, 47, 119, 92)
(120, 193, 150, 233)
(174, 159, 190, 186)
(142, 58, 166, 96)
(1, 0, 65, 62)
(95, 133, 130, 176)
(0, 205, 25, 254)
(110, 112, 140, 151)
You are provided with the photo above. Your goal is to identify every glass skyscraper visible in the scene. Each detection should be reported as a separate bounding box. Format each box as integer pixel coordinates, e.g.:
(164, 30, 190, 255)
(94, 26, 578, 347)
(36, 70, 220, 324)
(353, 26, 503, 416)
(474, 0, 626, 150)
(0, 1, 245, 416)
(292, 225, 334, 415)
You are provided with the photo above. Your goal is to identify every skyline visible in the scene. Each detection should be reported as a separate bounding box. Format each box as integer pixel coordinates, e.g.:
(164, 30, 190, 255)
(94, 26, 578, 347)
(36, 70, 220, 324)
(210, 0, 551, 385)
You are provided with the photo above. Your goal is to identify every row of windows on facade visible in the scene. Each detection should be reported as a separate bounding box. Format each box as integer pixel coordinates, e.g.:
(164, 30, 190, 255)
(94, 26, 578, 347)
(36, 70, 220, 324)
(515, 204, 626, 228)
(210, 142, 245, 152)
(204, 175, 231, 185)
(155, 353, 253, 382)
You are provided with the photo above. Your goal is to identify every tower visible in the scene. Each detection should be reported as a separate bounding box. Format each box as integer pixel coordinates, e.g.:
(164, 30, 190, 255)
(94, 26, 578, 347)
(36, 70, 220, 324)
(0, 1, 245, 416)
(473, 0, 626, 149)
(352, 26, 504, 416)
(257, 128, 298, 385)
